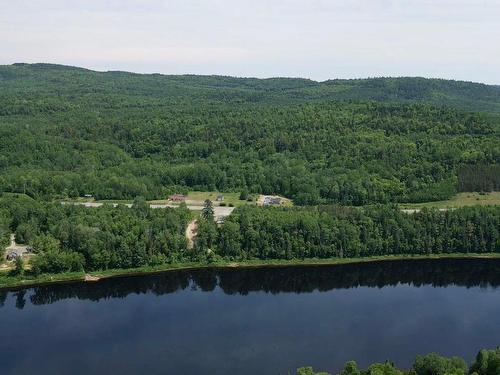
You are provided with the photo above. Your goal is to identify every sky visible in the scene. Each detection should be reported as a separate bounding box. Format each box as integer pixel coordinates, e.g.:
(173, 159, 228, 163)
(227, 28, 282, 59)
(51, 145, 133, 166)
(1, 0, 499, 84)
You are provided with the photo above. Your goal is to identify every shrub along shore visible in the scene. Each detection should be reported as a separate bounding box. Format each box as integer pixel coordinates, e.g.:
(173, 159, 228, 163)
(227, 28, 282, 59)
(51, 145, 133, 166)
(2, 253, 500, 291)
(297, 347, 500, 375)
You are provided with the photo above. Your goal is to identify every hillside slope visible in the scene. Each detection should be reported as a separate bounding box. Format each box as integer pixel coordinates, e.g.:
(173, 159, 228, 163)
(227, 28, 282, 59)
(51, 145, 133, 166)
(1, 63, 500, 113)
(0, 63, 499, 205)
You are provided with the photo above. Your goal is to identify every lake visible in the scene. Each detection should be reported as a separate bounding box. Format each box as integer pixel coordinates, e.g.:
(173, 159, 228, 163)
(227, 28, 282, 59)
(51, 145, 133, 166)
(1, 259, 500, 375)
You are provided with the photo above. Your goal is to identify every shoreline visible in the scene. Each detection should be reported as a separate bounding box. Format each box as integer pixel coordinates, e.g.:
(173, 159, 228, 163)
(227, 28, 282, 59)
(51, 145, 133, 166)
(1, 253, 500, 291)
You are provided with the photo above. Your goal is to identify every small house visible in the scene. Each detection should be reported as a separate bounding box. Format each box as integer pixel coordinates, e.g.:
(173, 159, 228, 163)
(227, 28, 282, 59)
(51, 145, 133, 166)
(169, 194, 186, 202)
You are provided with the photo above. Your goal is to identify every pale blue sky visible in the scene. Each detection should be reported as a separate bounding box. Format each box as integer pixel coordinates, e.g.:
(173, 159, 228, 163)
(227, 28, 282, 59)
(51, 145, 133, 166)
(1, 0, 499, 83)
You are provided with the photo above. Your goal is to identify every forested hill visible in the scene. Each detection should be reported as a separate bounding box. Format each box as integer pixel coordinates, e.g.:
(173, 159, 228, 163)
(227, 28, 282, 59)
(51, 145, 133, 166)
(0, 63, 499, 204)
(2, 63, 500, 113)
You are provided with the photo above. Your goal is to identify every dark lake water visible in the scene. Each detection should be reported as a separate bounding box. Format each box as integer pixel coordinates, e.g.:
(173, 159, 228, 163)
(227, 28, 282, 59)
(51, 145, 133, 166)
(1, 259, 500, 375)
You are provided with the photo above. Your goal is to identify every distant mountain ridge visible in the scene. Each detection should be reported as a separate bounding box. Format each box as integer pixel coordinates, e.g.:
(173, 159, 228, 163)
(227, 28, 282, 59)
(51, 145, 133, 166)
(1, 63, 500, 113)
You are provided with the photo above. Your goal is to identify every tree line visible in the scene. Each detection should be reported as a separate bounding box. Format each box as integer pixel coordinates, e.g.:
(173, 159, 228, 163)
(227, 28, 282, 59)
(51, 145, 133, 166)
(196, 205, 500, 260)
(2, 194, 498, 276)
(458, 165, 500, 192)
(298, 348, 500, 375)
(5, 259, 498, 307)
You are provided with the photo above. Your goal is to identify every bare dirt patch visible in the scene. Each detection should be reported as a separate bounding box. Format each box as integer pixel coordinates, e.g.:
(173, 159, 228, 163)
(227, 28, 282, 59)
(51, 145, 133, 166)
(84, 274, 100, 282)
(257, 194, 293, 207)
(186, 219, 198, 249)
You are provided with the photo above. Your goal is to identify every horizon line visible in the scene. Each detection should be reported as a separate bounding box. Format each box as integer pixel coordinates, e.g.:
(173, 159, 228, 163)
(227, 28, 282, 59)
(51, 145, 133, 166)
(3, 61, 500, 87)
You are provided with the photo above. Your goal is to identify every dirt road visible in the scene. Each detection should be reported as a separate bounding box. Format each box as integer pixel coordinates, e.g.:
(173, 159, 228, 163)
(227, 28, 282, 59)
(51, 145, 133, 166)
(62, 202, 235, 217)
(185, 219, 198, 249)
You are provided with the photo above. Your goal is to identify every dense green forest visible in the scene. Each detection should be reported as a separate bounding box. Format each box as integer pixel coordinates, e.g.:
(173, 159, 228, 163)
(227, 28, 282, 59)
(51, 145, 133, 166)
(0, 63, 499, 205)
(0, 194, 498, 275)
(2, 63, 500, 112)
(197, 205, 499, 259)
(297, 348, 500, 375)
(1, 63, 499, 281)
(0, 194, 191, 273)
(458, 165, 500, 192)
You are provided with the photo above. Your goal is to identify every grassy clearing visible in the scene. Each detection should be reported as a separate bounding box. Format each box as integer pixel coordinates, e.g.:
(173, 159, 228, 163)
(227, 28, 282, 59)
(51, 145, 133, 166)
(188, 191, 253, 206)
(60, 191, 296, 208)
(2, 253, 500, 290)
(400, 192, 500, 209)
(0, 271, 86, 290)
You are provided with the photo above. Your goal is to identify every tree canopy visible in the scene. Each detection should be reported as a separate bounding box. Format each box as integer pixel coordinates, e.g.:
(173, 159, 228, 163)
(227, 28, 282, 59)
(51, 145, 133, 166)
(0, 64, 498, 205)
(298, 348, 500, 375)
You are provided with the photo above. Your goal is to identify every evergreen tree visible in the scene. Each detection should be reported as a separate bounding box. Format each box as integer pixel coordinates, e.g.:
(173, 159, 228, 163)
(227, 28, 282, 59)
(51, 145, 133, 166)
(13, 256, 24, 275)
(201, 199, 214, 221)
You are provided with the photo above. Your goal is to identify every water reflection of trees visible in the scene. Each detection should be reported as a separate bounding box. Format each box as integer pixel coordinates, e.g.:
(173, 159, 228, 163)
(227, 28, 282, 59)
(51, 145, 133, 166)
(2, 259, 500, 309)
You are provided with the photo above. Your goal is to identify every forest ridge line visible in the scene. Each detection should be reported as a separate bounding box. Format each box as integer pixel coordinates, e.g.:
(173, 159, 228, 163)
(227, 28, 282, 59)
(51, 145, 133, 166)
(4, 62, 500, 87)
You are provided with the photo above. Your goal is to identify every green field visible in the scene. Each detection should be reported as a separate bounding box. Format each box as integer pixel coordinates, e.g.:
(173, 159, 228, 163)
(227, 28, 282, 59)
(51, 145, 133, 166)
(400, 192, 500, 209)
(171, 191, 256, 207)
